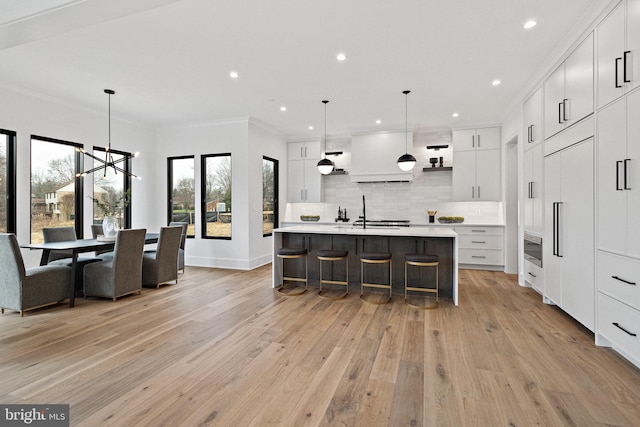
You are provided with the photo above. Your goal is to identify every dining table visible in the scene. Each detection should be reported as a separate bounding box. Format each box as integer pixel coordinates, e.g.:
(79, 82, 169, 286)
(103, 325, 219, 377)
(21, 233, 159, 307)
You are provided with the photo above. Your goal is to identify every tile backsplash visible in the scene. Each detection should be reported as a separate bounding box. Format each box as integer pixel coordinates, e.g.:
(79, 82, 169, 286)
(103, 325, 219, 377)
(285, 131, 503, 225)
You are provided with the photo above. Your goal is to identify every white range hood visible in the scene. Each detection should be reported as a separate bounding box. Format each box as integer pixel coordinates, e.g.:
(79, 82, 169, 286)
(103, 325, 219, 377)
(350, 131, 414, 182)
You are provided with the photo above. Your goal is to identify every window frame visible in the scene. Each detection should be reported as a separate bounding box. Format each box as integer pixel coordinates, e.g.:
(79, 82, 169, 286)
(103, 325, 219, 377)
(92, 146, 133, 229)
(200, 153, 232, 240)
(30, 135, 84, 241)
(262, 156, 279, 237)
(0, 129, 17, 234)
(167, 155, 195, 238)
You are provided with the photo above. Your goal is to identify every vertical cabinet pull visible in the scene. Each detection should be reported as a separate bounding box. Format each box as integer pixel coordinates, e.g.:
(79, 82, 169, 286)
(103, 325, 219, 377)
(472, 186, 475, 199)
(477, 134, 481, 147)
(616, 160, 623, 190)
(624, 159, 631, 190)
(624, 51, 631, 83)
(472, 135, 475, 148)
(530, 124, 534, 142)
(552, 202, 563, 257)
(562, 99, 568, 122)
(616, 57, 623, 88)
(558, 102, 563, 124)
(477, 186, 480, 199)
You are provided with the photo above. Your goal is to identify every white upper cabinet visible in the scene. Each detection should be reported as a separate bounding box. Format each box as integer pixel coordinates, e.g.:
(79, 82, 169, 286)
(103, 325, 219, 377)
(452, 127, 500, 152)
(287, 140, 323, 202)
(523, 86, 543, 146)
(597, 0, 640, 108)
(544, 33, 594, 139)
(597, 88, 640, 258)
(288, 140, 321, 160)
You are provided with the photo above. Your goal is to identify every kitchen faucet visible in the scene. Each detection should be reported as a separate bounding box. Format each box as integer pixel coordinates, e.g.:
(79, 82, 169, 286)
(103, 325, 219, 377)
(360, 195, 366, 229)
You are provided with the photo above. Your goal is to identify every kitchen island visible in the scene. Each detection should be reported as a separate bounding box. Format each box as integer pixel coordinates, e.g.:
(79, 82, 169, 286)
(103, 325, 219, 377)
(272, 225, 458, 305)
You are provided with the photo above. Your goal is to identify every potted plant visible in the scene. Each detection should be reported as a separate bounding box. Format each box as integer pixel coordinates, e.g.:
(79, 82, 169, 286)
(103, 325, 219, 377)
(89, 189, 131, 238)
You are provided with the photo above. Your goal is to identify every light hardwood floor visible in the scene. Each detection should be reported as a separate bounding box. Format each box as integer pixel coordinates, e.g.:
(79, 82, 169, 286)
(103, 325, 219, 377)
(1, 266, 639, 426)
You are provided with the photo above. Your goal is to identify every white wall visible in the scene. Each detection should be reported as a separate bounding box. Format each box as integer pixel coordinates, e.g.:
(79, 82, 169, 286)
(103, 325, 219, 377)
(501, 106, 523, 275)
(0, 86, 156, 267)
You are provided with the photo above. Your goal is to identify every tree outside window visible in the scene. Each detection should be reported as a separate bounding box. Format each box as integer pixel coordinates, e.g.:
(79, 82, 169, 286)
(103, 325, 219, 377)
(168, 156, 195, 236)
(201, 154, 231, 239)
(262, 156, 278, 236)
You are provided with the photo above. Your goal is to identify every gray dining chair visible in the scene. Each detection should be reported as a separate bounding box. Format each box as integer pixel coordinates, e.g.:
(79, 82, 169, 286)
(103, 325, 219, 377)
(142, 226, 183, 288)
(0, 233, 72, 316)
(90, 224, 114, 259)
(42, 226, 98, 264)
(83, 228, 147, 301)
(169, 221, 188, 273)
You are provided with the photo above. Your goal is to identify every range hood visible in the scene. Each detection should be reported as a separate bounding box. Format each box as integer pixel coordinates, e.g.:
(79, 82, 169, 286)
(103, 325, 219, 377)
(350, 131, 414, 182)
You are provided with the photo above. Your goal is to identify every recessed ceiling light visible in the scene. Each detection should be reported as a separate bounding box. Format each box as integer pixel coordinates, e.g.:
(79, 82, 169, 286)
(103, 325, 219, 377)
(229, 71, 239, 79)
(452, 113, 459, 118)
(376, 119, 381, 124)
(280, 106, 287, 112)
(336, 53, 346, 61)
(308, 126, 314, 130)
(492, 79, 502, 86)
(523, 20, 537, 29)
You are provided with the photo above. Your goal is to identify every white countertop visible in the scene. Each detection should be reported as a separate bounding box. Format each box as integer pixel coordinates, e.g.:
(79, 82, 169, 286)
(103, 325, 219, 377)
(273, 224, 457, 238)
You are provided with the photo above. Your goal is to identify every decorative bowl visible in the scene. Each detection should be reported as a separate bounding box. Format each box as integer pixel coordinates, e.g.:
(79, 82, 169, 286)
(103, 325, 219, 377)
(437, 216, 464, 224)
(300, 215, 320, 222)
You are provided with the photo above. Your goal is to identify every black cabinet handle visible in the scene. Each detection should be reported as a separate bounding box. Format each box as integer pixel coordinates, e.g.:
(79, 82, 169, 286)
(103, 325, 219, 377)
(612, 275, 637, 286)
(472, 135, 475, 148)
(553, 202, 563, 257)
(613, 322, 637, 337)
(617, 160, 623, 190)
(558, 102, 563, 124)
(624, 159, 631, 190)
(616, 57, 622, 88)
(527, 125, 532, 143)
(624, 51, 631, 83)
(530, 125, 534, 143)
(562, 99, 568, 122)
(552, 202, 557, 256)
(528, 272, 537, 278)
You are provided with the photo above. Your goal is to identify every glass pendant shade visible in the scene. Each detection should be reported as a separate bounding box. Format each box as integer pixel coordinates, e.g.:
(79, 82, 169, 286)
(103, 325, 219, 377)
(397, 153, 417, 171)
(317, 157, 335, 175)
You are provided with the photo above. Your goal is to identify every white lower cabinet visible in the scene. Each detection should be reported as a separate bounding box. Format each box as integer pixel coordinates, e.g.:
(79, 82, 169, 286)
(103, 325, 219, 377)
(455, 226, 504, 268)
(523, 259, 544, 294)
(598, 293, 640, 368)
(544, 137, 594, 331)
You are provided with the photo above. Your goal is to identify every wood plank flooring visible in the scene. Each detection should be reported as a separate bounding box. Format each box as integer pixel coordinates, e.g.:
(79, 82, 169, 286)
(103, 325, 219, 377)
(1, 266, 640, 426)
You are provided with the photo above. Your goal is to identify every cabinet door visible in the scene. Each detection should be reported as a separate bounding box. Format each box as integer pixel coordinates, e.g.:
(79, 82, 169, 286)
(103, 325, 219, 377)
(523, 149, 534, 231)
(544, 63, 566, 139)
(475, 127, 500, 150)
(627, 88, 640, 258)
(452, 151, 476, 200)
(475, 149, 500, 201)
(531, 144, 544, 235)
(288, 142, 306, 160)
(287, 160, 305, 202)
(452, 129, 476, 152)
(544, 152, 562, 304)
(304, 159, 323, 202)
(627, 0, 640, 94)
(564, 33, 594, 126)
(560, 138, 594, 331)
(597, 98, 627, 254)
(524, 87, 543, 145)
(305, 140, 322, 160)
(597, 3, 625, 108)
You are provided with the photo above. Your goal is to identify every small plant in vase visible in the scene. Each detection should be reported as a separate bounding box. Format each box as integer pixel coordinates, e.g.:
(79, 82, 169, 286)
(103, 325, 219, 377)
(89, 189, 131, 238)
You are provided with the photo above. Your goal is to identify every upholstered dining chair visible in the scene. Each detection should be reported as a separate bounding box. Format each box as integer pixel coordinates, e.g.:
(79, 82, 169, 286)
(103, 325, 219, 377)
(42, 226, 100, 290)
(90, 224, 113, 257)
(169, 221, 188, 273)
(83, 228, 146, 301)
(142, 225, 183, 288)
(0, 233, 72, 316)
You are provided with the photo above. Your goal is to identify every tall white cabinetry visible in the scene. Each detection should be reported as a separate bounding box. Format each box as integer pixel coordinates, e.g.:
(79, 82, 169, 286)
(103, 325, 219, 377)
(523, 87, 544, 236)
(597, 0, 640, 108)
(452, 127, 501, 201)
(287, 140, 323, 202)
(596, 85, 640, 367)
(544, 33, 594, 139)
(543, 138, 594, 331)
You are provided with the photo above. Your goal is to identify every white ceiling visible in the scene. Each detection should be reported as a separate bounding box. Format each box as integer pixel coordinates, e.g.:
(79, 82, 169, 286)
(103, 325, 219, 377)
(0, 0, 606, 139)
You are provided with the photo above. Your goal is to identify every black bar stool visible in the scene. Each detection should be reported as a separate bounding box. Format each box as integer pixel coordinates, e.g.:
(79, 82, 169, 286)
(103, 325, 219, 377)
(359, 252, 392, 304)
(404, 253, 439, 309)
(276, 247, 308, 296)
(317, 249, 349, 300)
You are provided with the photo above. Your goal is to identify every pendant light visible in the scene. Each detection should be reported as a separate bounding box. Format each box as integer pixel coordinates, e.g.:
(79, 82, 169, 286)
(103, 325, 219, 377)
(76, 89, 141, 179)
(317, 100, 335, 175)
(397, 90, 416, 171)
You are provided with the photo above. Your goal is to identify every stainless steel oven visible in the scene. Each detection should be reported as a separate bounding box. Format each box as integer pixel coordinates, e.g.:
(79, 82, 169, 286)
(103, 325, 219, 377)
(524, 232, 543, 267)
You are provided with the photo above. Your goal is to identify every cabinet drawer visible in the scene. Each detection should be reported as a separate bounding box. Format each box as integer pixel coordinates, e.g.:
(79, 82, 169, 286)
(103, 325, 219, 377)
(458, 234, 503, 250)
(454, 226, 504, 236)
(598, 251, 640, 310)
(598, 293, 640, 364)
(459, 248, 503, 265)
(524, 259, 543, 292)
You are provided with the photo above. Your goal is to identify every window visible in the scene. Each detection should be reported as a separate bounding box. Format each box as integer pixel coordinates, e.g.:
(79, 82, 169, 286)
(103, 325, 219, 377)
(0, 129, 16, 234)
(201, 153, 231, 239)
(92, 147, 132, 229)
(168, 156, 195, 237)
(262, 156, 278, 236)
(30, 136, 83, 243)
